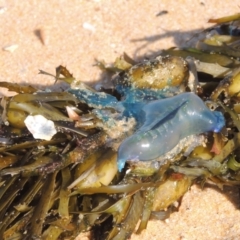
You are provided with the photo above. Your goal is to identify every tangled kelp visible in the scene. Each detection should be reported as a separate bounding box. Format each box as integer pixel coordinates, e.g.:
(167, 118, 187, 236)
(1, 13, 240, 240)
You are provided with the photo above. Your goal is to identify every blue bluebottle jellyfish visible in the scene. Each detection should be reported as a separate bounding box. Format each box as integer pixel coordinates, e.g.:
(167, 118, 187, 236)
(117, 92, 225, 171)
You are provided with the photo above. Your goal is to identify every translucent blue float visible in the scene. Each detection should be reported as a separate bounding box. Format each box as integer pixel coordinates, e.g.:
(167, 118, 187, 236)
(117, 92, 225, 171)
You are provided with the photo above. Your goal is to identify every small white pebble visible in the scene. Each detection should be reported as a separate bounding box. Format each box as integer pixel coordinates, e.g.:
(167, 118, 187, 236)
(165, 219, 170, 224)
(2, 44, 18, 53)
(24, 115, 57, 141)
(0, 7, 7, 14)
(110, 43, 116, 48)
(173, 201, 179, 208)
(82, 22, 95, 32)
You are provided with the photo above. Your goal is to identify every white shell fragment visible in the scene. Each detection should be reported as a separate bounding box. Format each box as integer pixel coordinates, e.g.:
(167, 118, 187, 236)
(2, 44, 18, 52)
(24, 115, 57, 141)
